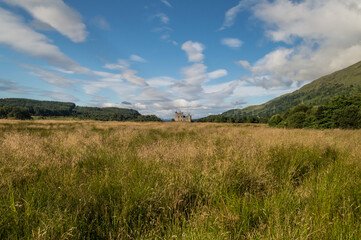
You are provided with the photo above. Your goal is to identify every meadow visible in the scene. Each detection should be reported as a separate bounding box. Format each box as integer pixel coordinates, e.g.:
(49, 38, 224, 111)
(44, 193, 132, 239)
(1, 120, 361, 239)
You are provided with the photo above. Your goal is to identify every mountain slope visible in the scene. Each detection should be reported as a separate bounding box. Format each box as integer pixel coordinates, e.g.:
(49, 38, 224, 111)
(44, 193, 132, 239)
(223, 61, 361, 118)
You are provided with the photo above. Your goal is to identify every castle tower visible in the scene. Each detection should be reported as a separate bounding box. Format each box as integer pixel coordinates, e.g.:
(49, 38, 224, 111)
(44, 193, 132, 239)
(175, 111, 191, 122)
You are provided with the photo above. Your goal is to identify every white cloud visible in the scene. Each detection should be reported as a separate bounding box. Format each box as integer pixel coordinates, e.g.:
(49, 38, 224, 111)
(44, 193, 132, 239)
(0, 7, 90, 74)
(221, 38, 243, 49)
(208, 69, 228, 80)
(154, 13, 170, 24)
(172, 41, 233, 101)
(236, 60, 251, 69)
(103, 102, 147, 110)
(93, 70, 123, 83)
(153, 99, 203, 111)
(204, 81, 239, 103)
(181, 41, 205, 63)
(160, 0, 172, 8)
(130, 54, 147, 63)
(122, 69, 148, 87)
(147, 76, 176, 88)
(240, 0, 361, 88)
(4, 0, 88, 42)
(104, 59, 148, 87)
(29, 19, 55, 31)
(219, 0, 250, 30)
(42, 91, 79, 102)
(25, 65, 79, 88)
(104, 59, 130, 70)
(135, 87, 173, 102)
(91, 16, 110, 30)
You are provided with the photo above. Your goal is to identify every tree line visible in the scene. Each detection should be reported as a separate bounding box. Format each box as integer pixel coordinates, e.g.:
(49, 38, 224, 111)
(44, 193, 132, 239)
(268, 93, 361, 129)
(0, 98, 162, 122)
(197, 114, 269, 124)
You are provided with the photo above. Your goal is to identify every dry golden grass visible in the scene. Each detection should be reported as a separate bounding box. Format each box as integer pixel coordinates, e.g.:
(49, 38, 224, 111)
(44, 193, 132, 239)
(1, 120, 361, 239)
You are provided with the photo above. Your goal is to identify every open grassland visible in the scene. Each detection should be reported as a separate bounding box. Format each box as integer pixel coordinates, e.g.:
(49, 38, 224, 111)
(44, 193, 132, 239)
(1, 120, 361, 239)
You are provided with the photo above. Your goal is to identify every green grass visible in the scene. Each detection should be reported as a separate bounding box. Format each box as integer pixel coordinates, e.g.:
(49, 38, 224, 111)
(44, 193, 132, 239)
(0, 120, 361, 239)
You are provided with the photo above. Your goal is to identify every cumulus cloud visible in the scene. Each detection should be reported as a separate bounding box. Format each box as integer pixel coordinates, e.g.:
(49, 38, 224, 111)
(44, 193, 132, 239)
(221, 38, 243, 49)
(0, 7, 90, 74)
(4, 0, 88, 42)
(240, 0, 361, 88)
(181, 41, 205, 63)
(172, 41, 231, 100)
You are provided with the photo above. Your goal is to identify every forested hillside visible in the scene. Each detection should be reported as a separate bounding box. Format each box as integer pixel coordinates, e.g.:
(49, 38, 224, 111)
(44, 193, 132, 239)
(269, 93, 361, 129)
(223, 61, 361, 118)
(0, 98, 161, 121)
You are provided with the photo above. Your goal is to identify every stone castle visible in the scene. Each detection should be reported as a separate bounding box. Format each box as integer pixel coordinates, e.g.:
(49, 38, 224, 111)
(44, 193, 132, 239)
(174, 111, 191, 122)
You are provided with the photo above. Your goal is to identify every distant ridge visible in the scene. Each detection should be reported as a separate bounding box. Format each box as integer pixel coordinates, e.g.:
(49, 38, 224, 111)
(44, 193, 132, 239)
(0, 98, 161, 121)
(222, 61, 361, 118)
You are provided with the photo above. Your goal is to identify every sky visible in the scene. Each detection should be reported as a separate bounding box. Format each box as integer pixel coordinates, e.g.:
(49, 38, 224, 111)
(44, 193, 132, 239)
(1, 0, 361, 119)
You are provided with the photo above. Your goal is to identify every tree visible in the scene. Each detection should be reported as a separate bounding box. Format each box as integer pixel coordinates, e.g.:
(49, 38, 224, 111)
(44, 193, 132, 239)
(286, 112, 306, 128)
(8, 107, 32, 120)
(268, 114, 283, 127)
(336, 105, 361, 129)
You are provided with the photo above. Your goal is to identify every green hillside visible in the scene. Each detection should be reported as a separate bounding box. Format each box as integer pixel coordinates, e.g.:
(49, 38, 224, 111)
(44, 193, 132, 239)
(223, 61, 361, 118)
(0, 98, 75, 116)
(0, 98, 161, 121)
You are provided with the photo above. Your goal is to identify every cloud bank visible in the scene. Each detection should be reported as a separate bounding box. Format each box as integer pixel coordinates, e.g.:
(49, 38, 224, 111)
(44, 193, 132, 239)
(239, 0, 361, 88)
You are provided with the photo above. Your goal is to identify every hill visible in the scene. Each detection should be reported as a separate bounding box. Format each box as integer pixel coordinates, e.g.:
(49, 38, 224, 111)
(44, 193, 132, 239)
(222, 61, 361, 118)
(0, 98, 161, 121)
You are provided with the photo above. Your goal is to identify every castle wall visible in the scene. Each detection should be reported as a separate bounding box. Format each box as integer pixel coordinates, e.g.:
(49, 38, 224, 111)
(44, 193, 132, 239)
(175, 111, 191, 122)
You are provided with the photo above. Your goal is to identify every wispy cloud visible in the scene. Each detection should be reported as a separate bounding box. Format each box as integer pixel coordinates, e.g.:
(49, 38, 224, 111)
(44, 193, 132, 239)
(91, 16, 110, 30)
(153, 13, 170, 24)
(130, 54, 147, 63)
(41, 91, 79, 102)
(0, 78, 27, 94)
(219, 1, 247, 31)
(221, 38, 243, 49)
(104, 59, 148, 87)
(3, 0, 88, 42)
(0, 7, 90, 74)
(160, 0, 172, 8)
(24, 65, 79, 89)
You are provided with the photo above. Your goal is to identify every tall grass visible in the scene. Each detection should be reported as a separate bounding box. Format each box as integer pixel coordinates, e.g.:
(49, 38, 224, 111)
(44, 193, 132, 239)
(1, 120, 361, 239)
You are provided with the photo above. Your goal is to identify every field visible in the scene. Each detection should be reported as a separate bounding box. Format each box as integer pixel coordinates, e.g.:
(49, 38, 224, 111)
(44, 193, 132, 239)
(1, 120, 361, 239)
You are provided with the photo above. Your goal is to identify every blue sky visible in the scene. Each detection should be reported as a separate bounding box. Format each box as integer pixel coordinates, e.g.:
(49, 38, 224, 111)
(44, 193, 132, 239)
(1, 0, 361, 118)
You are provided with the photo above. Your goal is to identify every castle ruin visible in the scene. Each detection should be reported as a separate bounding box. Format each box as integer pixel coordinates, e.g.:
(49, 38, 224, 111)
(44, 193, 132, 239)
(174, 111, 191, 122)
